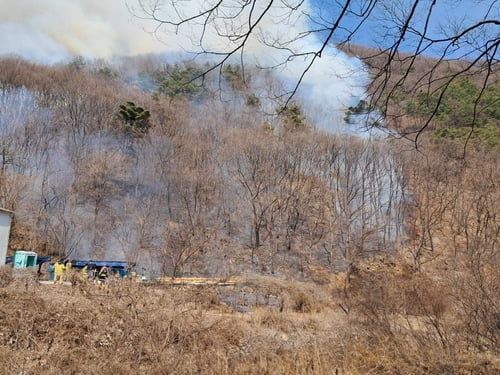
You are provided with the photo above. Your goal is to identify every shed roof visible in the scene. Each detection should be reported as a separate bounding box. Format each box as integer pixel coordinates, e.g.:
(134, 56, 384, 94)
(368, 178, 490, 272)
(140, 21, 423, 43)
(0, 208, 14, 216)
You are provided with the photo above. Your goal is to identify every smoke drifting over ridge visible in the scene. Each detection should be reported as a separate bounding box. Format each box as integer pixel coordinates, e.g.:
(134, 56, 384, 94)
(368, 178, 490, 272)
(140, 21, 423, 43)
(0, 0, 167, 61)
(1, 0, 371, 132)
(137, 0, 370, 130)
(0, 2, 394, 265)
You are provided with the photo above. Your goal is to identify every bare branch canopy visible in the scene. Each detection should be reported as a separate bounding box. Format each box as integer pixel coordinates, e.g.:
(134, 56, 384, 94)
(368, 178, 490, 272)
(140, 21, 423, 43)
(133, 0, 499, 145)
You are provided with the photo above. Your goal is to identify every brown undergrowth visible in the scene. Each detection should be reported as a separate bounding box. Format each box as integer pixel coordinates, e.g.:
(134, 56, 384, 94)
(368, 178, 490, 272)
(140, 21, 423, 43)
(0, 266, 498, 374)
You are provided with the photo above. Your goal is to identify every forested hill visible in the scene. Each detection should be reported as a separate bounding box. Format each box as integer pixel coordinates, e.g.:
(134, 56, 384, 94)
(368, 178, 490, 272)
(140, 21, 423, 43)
(0, 54, 498, 279)
(341, 43, 499, 147)
(0, 52, 498, 373)
(0, 56, 400, 275)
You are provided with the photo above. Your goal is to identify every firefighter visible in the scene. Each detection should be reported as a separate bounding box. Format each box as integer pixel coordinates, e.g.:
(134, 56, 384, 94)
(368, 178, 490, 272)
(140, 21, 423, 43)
(81, 264, 88, 283)
(87, 261, 96, 280)
(53, 260, 66, 285)
(64, 259, 74, 283)
(78, 264, 89, 296)
(98, 264, 108, 285)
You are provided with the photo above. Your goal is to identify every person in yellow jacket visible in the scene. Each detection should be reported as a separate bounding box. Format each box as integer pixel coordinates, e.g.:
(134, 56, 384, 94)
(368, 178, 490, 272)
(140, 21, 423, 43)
(64, 259, 73, 282)
(80, 265, 88, 284)
(53, 260, 66, 285)
(98, 265, 108, 285)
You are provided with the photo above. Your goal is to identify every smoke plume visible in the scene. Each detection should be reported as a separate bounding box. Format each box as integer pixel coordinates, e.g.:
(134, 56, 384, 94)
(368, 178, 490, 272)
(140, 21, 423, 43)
(0, 0, 372, 131)
(0, 0, 167, 62)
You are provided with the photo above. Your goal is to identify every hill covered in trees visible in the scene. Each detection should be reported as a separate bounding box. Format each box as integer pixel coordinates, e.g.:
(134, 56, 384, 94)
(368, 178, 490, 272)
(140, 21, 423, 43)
(0, 52, 498, 373)
(341, 43, 500, 147)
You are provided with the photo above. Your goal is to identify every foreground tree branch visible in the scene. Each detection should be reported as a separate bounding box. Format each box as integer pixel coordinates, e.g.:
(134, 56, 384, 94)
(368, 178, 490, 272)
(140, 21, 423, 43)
(133, 0, 499, 146)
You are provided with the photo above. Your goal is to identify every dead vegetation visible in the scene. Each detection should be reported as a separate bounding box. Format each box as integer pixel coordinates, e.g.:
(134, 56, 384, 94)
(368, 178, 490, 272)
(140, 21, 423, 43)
(0, 262, 498, 375)
(0, 53, 498, 374)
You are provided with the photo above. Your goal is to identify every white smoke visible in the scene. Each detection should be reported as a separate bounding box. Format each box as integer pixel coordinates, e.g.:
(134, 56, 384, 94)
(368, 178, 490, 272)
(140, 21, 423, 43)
(0, 0, 169, 62)
(0, 0, 372, 132)
(137, 0, 370, 131)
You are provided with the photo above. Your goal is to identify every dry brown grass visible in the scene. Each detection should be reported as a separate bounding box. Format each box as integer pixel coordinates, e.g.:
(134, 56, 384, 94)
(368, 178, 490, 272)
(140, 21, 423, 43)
(0, 266, 13, 288)
(0, 269, 498, 374)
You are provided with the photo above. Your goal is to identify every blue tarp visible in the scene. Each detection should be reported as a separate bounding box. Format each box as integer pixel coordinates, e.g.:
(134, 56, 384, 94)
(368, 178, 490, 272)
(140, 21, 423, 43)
(72, 260, 132, 277)
(5, 256, 131, 277)
(37, 256, 52, 265)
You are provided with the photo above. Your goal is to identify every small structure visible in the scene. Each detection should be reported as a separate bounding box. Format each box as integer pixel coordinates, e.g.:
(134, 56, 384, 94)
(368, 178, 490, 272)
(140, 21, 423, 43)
(0, 208, 14, 266)
(12, 250, 37, 269)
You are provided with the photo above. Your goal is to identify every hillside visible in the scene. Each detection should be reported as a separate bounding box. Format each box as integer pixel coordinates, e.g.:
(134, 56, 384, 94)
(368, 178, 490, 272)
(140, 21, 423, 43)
(0, 54, 498, 374)
(341, 43, 500, 145)
(1, 56, 408, 276)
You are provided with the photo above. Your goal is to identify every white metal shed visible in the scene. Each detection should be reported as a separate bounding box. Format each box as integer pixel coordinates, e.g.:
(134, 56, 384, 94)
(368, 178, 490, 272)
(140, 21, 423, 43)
(0, 208, 14, 266)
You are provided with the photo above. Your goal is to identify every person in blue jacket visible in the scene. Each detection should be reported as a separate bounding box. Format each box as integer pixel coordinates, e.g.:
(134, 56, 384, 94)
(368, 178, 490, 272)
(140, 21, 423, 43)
(47, 262, 55, 281)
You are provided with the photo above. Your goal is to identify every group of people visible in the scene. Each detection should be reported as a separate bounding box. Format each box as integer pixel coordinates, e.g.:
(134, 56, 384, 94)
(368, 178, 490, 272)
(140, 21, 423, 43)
(47, 259, 71, 284)
(82, 261, 109, 285)
(47, 260, 109, 285)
